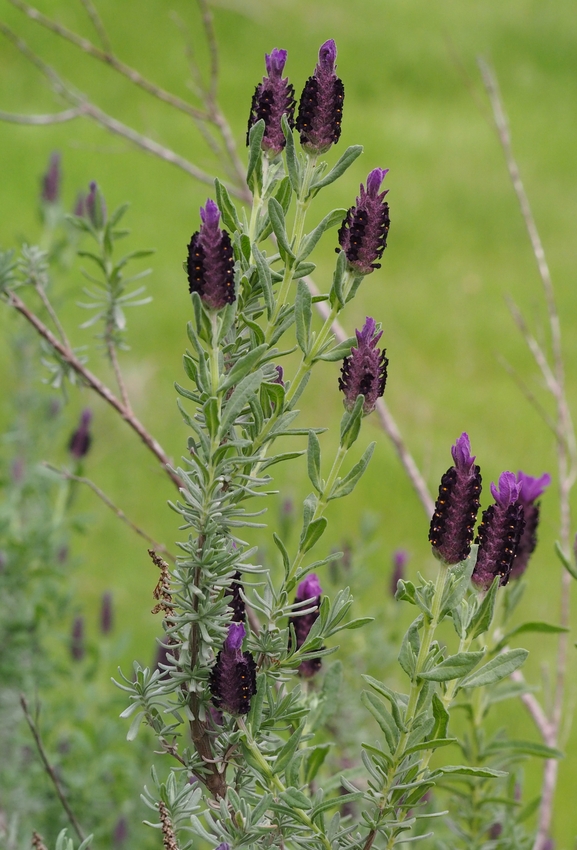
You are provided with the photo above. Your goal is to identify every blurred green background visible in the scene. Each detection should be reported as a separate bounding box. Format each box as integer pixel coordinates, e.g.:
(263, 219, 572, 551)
(1, 0, 577, 844)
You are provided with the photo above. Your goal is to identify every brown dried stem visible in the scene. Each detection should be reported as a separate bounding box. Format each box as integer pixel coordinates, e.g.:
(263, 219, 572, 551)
(479, 57, 577, 850)
(6, 289, 182, 490)
(20, 696, 86, 843)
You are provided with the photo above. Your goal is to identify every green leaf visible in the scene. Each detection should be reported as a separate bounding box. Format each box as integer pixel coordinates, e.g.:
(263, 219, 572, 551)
(218, 370, 263, 437)
(307, 430, 322, 492)
(484, 739, 564, 760)
(329, 442, 375, 501)
(459, 648, 528, 689)
(310, 145, 363, 191)
(311, 792, 364, 821)
(214, 177, 241, 232)
(398, 618, 422, 678)
(294, 279, 312, 354)
(203, 397, 219, 439)
(467, 575, 500, 639)
(433, 765, 507, 779)
(305, 744, 331, 783)
(555, 540, 577, 579)
(404, 737, 457, 756)
(361, 691, 399, 752)
(268, 197, 295, 262)
(282, 114, 300, 193)
(246, 119, 265, 189)
(330, 250, 348, 309)
(419, 650, 485, 682)
(431, 693, 449, 739)
(441, 552, 476, 616)
(298, 209, 347, 262)
(316, 335, 356, 362)
(219, 344, 268, 393)
(273, 533, 291, 577)
(280, 787, 311, 810)
(273, 722, 304, 774)
(247, 673, 266, 735)
(300, 517, 328, 554)
(500, 621, 569, 644)
(253, 245, 274, 318)
(339, 393, 364, 449)
(294, 262, 316, 279)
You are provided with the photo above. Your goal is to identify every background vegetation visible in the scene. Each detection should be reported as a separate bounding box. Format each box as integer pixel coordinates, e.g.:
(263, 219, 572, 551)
(1, 0, 576, 845)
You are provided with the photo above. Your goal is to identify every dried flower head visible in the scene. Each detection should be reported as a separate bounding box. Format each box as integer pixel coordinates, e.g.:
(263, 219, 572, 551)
(296, 39, 344, 154)
(510, 471, 551, 579)
(339, 317, 388, 414)
(338, 168, 390, 275)
(209, 623, 257, 715)
(247, 48, 296, 156)
(472, 471, 525, 589)
(186, 199, 236, 310)
(429, 433, 483, 565)
(289, 574, 323, 677)
(68, 408, 92, 459)
(41, 152, 61, 205)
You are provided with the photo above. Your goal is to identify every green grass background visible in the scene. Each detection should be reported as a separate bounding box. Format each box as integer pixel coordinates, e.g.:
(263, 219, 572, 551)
(1, 0, 577, 844)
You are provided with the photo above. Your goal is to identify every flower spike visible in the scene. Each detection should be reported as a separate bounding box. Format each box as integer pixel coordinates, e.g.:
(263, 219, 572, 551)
(338, 168, 390, 275)
(429, 433, 482, 565)
(289, 574, 323, 677)
(472, 471, 526, 589)
(209, 623, 256, 715)
(186, 199, 236, 310)
(339, 317, 388, 414)
(247, 47, 296, 156)
(296, 39, 344, 154)
(510, 471, 551, 579)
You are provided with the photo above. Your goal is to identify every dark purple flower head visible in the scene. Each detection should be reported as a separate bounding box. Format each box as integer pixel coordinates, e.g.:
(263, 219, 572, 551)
(73, 191, 87, 218)
(429, 433, 483, 565)
(100, 591, 113, 634)
(247, 47, 295, 156)
(86, 181, 107, 228)
(41, 152, 61, 204)
(112, 816, 128, 846)
(338, 169, 390, 275)
(510, 470, 551, 579)
(209, 623, 257, 715)
(186, 199, 235, 310)
(472, 471, 525, 590)
(390, 549, 408, 597)
(289, 574, 323, 677)
(296, 39, 344, 154)
(68, 408, 92, 460)
(339, 317, 388, 414)
(70, 615, 85, 662)
(225, 571, 246, 623)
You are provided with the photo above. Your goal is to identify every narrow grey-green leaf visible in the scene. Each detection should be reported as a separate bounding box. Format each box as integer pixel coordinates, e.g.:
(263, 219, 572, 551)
(219, 344, 268, 393)
(459, 648, 528, 689)
(419, 650, 485, 682)
(329, 442, 375, 501)
(280, 787, 311, 810)
(300, 517, 328, 554)
(467, 576, 500, 639)
(555, 540, 577, 580)
(484, 739, 563, 760)
(298, 209, 347, 262)
(330, 250, 347, 309)
(268, 197, 295, 261)
(253, 244, 274, 318)
(294, 278, 312, 355)
(247, 119, 265, 188)
(433, 765, 507, 779)
(500, 621, 569, 643)
(273, 533, 291, 577)
(307, 430, 322, 492)
(214, 178, 241, 232)
(273, 722, 304, 773)
(316, 335, 356, 362)
(282, 114, 300, 193)
(310, 145, 363, 191)
(361, 691, 398, 752)
(218, 369, 263, 437)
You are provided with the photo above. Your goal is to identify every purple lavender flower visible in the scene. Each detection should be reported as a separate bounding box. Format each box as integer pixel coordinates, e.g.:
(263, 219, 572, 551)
(338, 169, 390, 275)
(209, 623, 257, 715)
(296, 39, 344, 154)
(41, 152, 61, 204)
(273, 365, 285, 385)
(70, 616, 85, 662)
(289, 574, 323, 677)
(247, 48, 296, 156)
(73, 191, 87, 218)
(338, 317, 388, 415)
(390, 549, 408, 598)
(429, 433, 483, 565)
(68, 409, 92, 460)
(86, 181, 107, 228)
(100, 591, 113, 634)
(186, 199, 236, 310)
(509, 471, 551, 579)
(472, 472, 525, 590)
(225, 571, 246, 623)
(112, 816, 128, 846)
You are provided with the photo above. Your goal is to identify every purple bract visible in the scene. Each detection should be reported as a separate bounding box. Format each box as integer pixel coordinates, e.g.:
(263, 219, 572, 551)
(247, 47, 296, 156)
(338, 169, 390, 275)
(296, 39, 344, 154)
(186, 199, 236, 310)
(338, 317, 388, 415)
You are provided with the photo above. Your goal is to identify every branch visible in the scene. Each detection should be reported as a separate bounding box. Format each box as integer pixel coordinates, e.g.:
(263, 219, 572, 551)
(0, 106, 83, 124)
(77, 0, 112, 54)
(305, 277, 435, 518)
(20, 695, 86, 843)
(43, 463, 177, 562)
(6, 289, 182, 490)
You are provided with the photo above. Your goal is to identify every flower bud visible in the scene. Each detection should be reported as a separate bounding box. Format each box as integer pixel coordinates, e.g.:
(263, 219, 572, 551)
(247, 48, 295, 156)
(209, 623, 257, 715)
(86, 181, 107, 228)
(429, 433, 482, 565)
(68, 409, 93, 460)
(41, 152, 61, 205)
(296, 39, 344, 154)
(186, 199, 236, 310)
(338, 169, 390, 275)
(339, 317, 388, 414)
(472, 472, 525, 589)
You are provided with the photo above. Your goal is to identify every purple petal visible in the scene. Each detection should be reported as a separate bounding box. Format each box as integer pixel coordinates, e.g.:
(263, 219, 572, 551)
(366, 168, 389, 196)
(516, 471, 551, 504)
(490, 471, 521, 508)
(224, 622, 245, 653)
(296, 573, 322, 601)
(318, 39, 337, 73)
(265, 48, 288, 78)
(451, 432, 475, 471)
(200, 198, 221, 228)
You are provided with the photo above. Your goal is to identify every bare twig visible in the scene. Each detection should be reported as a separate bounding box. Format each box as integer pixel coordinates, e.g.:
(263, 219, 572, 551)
(6, 289, 182, 490)
(480, 57, 576, 850)
(497, 355, 558, 438)
(305, 277, 435, 518)
(43, 463, 177, 561)
(20, 696, 86, 843)
(197, 0, 219, 103)
(77, 0, 112, 55)
(0, 106, 83, 124)
(106, 334, 131, 411)
(34, 283, 71, 349)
